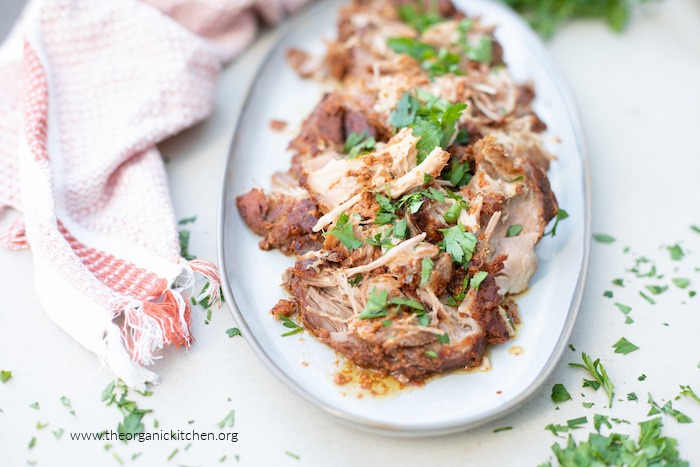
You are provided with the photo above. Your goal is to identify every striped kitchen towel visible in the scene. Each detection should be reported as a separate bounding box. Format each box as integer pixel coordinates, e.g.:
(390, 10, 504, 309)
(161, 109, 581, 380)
(0, 0, 303, 389)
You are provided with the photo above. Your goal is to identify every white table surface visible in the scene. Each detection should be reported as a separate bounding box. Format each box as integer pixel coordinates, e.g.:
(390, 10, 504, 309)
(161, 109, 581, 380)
(1, 1, 700, 466)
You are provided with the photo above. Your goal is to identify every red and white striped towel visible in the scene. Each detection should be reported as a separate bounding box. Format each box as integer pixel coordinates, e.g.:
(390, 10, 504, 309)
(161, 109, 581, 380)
(0, 0, 303, 389)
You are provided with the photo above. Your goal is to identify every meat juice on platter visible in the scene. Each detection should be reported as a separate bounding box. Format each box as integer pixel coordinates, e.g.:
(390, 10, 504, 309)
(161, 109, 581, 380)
(237, 0, 560, 388)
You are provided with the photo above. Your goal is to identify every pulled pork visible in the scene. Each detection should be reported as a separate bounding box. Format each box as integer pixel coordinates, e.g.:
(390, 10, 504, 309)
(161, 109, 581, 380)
(237, 0, 558, 383)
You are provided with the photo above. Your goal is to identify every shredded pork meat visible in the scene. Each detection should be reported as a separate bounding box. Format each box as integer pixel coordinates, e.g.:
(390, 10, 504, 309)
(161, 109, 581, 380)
(236, 0, 559, 383)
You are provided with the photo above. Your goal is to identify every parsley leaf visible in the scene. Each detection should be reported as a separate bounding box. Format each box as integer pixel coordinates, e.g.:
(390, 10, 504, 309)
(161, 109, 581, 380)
(226, 327, 241, 338)
(420, 257, 434, 286)
(217, 410, 235, 429)
(593, 233, 616, 243)
(470, 271, 488, 291)
(506, 225, 523, 237)
(612, 337, 639, 355)
(551, 383, 572, 403)
(325, 213, 363, 251)
(344, 131, 376, 159)
(391, 92, 420, 129)
(667, 244, 685, 261)
(358, 288, 390, 319)
(545, 209, 569, 237)
(441, 158, 472, 187)
(398, 4, 444, 33)
(0, 370, 11, 383)
(464, 36, 493, 63)
(439, 225, 477, 266)
(647, 393, 693, 423)
(280, 316, 303, 337)
(645, 285, 668, 295)
(672, 278, 689, 289)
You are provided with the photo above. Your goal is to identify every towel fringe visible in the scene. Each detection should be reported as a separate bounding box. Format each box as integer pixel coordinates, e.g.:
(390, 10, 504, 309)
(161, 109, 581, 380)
(122, 287, 194, 366)
(189, 258, 221, 309)
(118, 259, 218, 368)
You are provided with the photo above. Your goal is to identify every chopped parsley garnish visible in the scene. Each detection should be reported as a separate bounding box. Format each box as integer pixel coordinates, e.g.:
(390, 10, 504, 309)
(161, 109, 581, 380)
(226, 327, 241, 338)
(678, 385, 700, 404)
(603, 290, 613, 298)
(390, 91, 467, 162)
(464, 36, 493, 63)
(30, 402, 39, 410)
(358, 288, 390, 319)
(639, 291, 656, 305)
(612, 337, 639, 355)
(645, 285, 668, 295)
(691, 225, 700, 234)
(667, 244, 685, 261)
(544, 417, 687, 466)
(551, 383, 572, 403)
(647, 393, 692, 423)
(439, 224, 477, 266)
(505, 0, 646, 39)
(325, 213, 363, 251)
(420, 257, 434, 286)
(593, 233, 616, 243)
(437, 333, 450, 344)
(612, 278, 624, 287)
(569, 352, 615, 407)
(387, 38, 462, 77)
(217, 410, 235, 429)
(639, 374, 647, 381)
(470, 271, 488, 292)
(506, 225, 523, 237)
(391, 92, 420, 128)
(441, 158, 472, 187)
(285, 451, 301, 460)
(443, 200, 465, 224)
(280, 316, 303, 337)
(102, 379, 153, 438)
(344, 131, 376, 159)
(425, 350, 438, 359)
(672, 278, 689, 289)
(493, 426, 513, 433)
(358, 288, 429, 325)
(627, 392, 638, 402)
(397, 3, 444, 33)
(348, 273, 363, 287)
(0, 370, 11, 383)
(178, 229, 195, 261)
(545, 209, 569, 237)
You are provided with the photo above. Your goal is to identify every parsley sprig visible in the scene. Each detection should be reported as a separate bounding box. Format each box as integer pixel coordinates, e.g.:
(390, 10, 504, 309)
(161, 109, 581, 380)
(324, 213, 363, 251)
(390, 91, 467, 162)
(439, 224, 477, 266)
(569, 352, 615, 407)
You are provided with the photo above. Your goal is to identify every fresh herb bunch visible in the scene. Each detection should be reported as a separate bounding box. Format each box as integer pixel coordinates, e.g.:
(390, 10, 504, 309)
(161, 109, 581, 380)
(500, 0, 648, 38)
